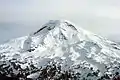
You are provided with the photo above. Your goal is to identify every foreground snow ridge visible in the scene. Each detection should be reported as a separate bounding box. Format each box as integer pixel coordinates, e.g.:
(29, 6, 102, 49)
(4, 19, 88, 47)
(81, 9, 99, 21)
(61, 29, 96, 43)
(0, 20, 120, 80)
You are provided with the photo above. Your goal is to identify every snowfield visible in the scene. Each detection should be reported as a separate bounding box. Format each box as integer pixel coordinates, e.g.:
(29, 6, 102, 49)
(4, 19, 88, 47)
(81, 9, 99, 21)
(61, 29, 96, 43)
(0, 20, 120, 80)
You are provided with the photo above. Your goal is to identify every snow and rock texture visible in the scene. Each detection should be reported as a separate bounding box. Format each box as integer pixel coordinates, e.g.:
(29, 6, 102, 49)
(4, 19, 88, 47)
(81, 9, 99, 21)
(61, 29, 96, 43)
(0, 20, 120, 79)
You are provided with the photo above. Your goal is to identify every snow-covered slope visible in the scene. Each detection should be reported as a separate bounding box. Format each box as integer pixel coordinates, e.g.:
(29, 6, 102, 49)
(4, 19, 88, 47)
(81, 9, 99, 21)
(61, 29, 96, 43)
(0, 20, 120, 79)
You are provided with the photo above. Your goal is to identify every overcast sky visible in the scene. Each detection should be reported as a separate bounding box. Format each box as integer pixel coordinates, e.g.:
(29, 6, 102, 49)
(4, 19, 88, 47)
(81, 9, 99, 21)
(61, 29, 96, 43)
(0, 0, 120, 43)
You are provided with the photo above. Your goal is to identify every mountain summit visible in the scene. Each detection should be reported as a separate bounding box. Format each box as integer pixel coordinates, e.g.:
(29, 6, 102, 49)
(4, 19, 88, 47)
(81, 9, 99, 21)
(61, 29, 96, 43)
(0, 20, 120, 79)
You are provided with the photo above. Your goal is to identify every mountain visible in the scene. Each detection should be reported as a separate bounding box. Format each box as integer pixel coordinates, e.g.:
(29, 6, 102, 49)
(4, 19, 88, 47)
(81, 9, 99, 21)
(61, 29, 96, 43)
(0, 20, 120, 80)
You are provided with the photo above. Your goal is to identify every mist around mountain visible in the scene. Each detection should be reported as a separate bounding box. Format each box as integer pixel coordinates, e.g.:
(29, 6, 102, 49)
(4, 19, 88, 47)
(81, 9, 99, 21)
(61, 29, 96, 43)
(0, 20, 120, 80)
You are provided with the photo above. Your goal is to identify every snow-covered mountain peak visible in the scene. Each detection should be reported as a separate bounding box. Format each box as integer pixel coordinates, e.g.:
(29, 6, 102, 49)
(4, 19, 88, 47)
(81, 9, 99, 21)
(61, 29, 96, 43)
(33, 20, 78, 36)
(1, 20, 120, 79)
(29, 20, 82, 47)
(31, 20, 94, 46)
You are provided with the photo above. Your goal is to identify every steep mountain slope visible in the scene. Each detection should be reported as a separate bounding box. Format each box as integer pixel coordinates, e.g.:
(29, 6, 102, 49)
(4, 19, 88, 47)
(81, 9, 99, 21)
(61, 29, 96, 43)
(0, 20, 120, 80)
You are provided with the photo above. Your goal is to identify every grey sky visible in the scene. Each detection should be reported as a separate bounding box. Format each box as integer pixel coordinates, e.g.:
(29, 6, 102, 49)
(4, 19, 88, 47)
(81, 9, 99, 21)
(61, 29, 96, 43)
(0, 0, 120, 43)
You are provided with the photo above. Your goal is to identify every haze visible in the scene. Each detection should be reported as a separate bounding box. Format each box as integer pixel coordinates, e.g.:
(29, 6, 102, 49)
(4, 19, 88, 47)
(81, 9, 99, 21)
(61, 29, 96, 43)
(0, 0, 120, 43)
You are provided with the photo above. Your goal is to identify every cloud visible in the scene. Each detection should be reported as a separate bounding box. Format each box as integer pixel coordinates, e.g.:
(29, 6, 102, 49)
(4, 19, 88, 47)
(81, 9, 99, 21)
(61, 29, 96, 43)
(0, 0, 120, 43)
